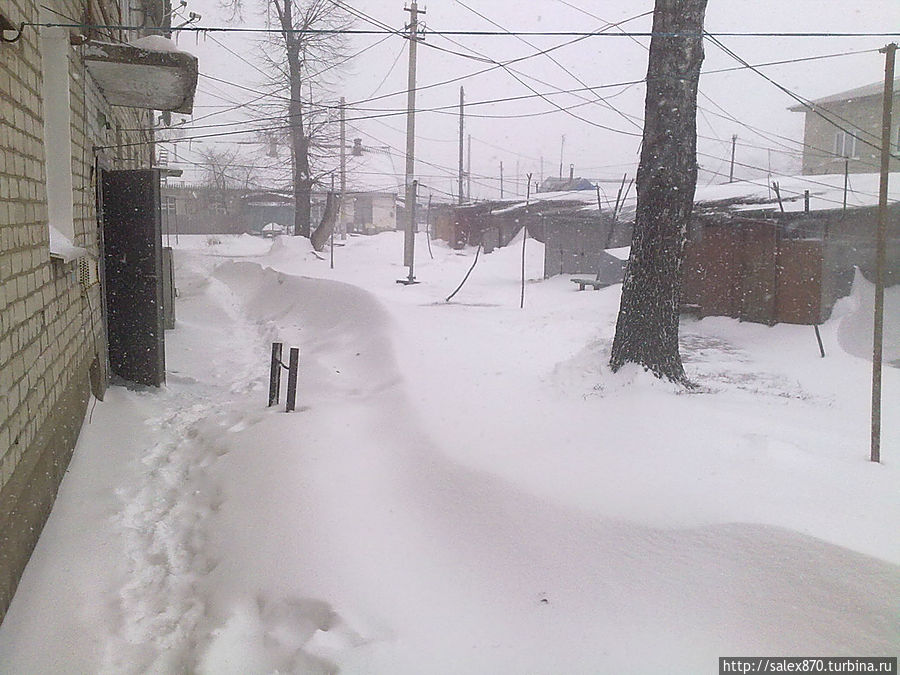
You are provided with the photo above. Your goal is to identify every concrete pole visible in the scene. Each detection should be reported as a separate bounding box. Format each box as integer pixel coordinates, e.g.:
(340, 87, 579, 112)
(403, 1, 423, 271)
(339, 96, 346, 239)
(458, 86, 464, 206)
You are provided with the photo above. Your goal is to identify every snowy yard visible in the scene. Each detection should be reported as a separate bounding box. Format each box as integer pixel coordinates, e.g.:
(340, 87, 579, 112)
(0, 231, 897, 673)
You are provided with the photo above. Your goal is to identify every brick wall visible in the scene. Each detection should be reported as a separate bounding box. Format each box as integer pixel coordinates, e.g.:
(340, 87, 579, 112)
(0, 0, 153, 622)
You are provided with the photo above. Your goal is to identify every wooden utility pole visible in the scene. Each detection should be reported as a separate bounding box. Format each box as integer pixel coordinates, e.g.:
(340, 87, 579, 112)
(613, 172, 627, 220)
(467, 134, 472, 201)
(458, 86, 464, 205)
(520, 173, 533, 309)
(729, 133, 737, 183)
(403, 1, 423, 275)
(515, 158, 520, 197)
(500, 161, 504, 198)
(843, 158, 849, 213)
(339, 96, 346, 240)
(559, 135, 565, 178)
(871, 42, 896, 463)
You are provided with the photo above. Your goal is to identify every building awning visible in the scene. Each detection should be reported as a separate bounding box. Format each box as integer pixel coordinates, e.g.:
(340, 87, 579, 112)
(81, 37, 198, 114)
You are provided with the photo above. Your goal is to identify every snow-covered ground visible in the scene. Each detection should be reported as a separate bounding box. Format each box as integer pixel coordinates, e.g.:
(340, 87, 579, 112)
(1, 231, 898, 673)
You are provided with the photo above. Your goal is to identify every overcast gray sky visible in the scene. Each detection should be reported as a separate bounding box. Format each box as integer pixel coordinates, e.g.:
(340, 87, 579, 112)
(169, 0, 900, 200)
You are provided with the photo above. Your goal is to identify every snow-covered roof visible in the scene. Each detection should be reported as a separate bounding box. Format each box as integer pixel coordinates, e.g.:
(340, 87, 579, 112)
(478, 171, 900, 219)
(693, 171, 900, 214)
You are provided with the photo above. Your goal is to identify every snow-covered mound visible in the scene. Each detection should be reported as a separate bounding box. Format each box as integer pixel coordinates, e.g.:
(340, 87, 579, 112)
(837, 268, 900, 363)
(1, 230, 898, 674)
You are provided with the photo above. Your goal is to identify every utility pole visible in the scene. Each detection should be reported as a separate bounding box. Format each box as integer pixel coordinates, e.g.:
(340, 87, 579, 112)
(521, 172, 533, 309)
(466, 134, 471, 201)
(402, 0, 423, 278)
(339, 96, 346, 240)
(499, 161, 504, 198)
(871, 42, 896, 463)
(515, 158, 520, 197)
(843, 158, 849, 212)
(729, 133, 737, 183)
(458, 86, 464, 205)
(559, 135, 565, 178)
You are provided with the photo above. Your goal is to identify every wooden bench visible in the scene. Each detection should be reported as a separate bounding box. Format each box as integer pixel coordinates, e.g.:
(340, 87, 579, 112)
(571, 278, 610, 291)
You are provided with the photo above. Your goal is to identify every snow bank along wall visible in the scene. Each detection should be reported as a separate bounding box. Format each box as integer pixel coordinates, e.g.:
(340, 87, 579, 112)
(0, 0, 169, 623)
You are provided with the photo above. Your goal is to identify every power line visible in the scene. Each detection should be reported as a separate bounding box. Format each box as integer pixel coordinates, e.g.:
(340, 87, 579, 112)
(704, 33, 887, 152)
(26, 22, 900, 37)
(451, 0, 644, 132)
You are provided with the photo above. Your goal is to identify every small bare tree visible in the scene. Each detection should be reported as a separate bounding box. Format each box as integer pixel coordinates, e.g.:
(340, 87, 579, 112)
(223, 0, 349, 237)
(197, 146, 254, 212)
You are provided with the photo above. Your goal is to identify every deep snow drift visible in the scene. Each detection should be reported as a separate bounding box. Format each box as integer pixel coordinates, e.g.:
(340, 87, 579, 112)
(0, 232, 897, 673)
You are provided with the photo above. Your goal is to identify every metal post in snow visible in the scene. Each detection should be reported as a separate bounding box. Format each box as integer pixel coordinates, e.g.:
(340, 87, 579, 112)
(268, 342, 283, 407)
(285, 347, 299, 412)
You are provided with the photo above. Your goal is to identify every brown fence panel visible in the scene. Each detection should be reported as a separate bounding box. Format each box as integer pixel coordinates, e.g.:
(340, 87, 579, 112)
(681, 241, 704, 307)
(699, 226, 741, 318)
(776, 239, 823, 324)
(738, 222, 778, 325)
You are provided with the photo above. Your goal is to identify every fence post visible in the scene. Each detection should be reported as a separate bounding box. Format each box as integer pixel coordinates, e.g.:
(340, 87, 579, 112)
(285, 347, 299, 412)
(268, 342, 283, 407)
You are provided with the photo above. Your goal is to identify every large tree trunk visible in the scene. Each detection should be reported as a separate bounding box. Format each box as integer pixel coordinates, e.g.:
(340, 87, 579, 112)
(280, 0, 312, 238)
(291, 121, 312, 237)
(608, 0, 707, 384)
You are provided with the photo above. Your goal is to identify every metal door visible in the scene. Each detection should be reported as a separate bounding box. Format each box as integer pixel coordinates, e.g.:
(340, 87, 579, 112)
(101, 169, 166, 386)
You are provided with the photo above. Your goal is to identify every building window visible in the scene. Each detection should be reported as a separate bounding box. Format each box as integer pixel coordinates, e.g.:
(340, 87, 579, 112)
(833, 130, 857, 158)
(40, 16, 75, 241)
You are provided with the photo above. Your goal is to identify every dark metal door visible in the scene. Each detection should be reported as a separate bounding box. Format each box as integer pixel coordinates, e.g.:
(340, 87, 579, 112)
(101, 169, 166, 386)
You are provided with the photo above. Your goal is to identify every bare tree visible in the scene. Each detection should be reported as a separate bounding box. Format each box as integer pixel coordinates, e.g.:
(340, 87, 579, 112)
(223, 0, 349, 237)
(197, 146, 254, 212)
(609, 0, 708, 384)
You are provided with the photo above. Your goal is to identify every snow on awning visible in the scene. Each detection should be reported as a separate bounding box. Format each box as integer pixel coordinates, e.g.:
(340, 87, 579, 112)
(81, 36, 198, 114)
(49, 225, 91, 262)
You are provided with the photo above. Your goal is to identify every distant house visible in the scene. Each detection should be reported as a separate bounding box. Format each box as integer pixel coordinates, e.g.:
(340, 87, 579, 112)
(789, 78, 900, 175)
(0, 0, 197, 622)
(344, 191, 398, 234)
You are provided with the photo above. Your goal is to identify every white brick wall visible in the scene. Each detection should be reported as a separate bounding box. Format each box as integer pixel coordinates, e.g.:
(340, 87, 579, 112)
(1, 0, 153, 490)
